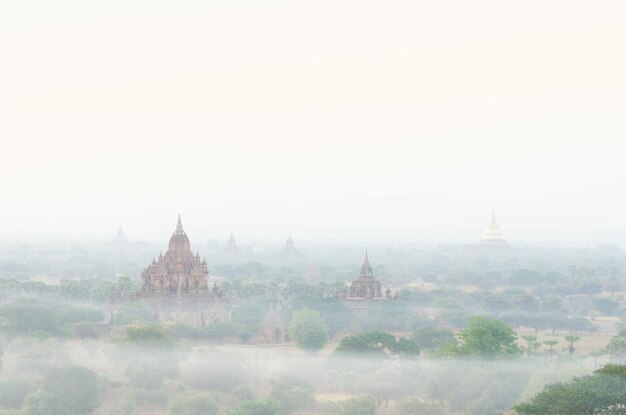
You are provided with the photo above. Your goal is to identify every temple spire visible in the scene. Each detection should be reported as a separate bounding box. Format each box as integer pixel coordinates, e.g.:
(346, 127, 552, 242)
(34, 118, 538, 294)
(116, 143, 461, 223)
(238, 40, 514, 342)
(360, 251, 374, 278)
(176, 214, 184, 233)
(482, 212, 503, 240)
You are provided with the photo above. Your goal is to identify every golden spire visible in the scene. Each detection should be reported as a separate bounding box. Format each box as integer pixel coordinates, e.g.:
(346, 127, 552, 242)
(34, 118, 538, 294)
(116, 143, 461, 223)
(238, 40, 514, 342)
(482, 212, 504, 240)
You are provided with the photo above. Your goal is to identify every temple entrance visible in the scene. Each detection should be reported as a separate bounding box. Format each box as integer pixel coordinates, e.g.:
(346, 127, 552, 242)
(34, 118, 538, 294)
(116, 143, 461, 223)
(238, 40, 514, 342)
(274, 328, 283, 344)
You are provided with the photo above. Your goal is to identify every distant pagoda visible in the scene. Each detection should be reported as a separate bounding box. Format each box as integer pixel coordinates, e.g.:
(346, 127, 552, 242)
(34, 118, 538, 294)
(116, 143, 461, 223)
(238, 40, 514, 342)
(280, 235, 298, 256)
(223, 233, 239, 254)
(480, 213, 510, 248)
(349, 252, 383, 299)
(111, 226, 129, 246)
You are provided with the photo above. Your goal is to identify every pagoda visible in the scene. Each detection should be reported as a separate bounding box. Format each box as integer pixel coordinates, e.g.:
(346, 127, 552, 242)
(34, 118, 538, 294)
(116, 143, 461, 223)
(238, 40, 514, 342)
(140, 215, 209, 296)
(480, 213, 510, 247)
(280, 235, 298, 256)
(349, 252, 383, 299)
(223, 233, 239, 254)
(110, 226, 129, 246)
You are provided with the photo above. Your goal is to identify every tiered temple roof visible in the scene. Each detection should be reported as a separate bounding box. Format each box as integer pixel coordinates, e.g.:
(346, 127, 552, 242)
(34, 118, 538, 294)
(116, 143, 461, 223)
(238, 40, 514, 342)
(140, 215, 209, 296)
(224, 233, 239, 253)
(480, 212, 510, 247)
(281, 235, 298, 256)
(349, 252, 383, 299)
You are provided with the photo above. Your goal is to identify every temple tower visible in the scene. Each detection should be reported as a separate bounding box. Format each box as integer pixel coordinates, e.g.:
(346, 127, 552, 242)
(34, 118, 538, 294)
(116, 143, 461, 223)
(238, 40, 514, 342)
(224, 233, 239, 254)
(140, 215, 209, 295)
(349, 252, 383, 299)
(480, 212, 510, 247)
(281, 235, 298, 256)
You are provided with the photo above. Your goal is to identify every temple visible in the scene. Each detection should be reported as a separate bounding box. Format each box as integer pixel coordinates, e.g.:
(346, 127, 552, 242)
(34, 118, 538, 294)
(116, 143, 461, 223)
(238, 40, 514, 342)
(480, 212, 510, 248)
(140, 215, 209, 295)
(280, 235, 298, 256)
(130, 215, 230, 326)
(110, 226, 129, 246)
(223, 233, 239, 254)
(349, 252, 383, 299)
(259, 304, 286, 344)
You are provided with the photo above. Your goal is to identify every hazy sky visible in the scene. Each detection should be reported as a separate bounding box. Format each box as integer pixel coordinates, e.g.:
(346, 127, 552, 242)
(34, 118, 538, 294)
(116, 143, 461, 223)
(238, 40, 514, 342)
(1, 0, 625, 243)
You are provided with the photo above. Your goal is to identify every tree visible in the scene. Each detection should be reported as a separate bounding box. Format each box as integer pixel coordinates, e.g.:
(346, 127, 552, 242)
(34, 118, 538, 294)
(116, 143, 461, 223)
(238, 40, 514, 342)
(335, 332, 398, 357)
(522, 335, 540, 356)
(232, 399, 282, 415)
(543, 339, 558, 354)
(332, 396, 377, 415)
(513, 364, 626, 414)
(289, 297, 352, 335)
(288, 308, 329, 352)
(593, 298, 621, 316)
(23, 365, 99, 415)
(391, 397, 448, 415)
(606, 333, 626, 355)
(269, 376, 315, 414)
(454, 317, 521, 358)
(0, 379, 31, 409)
(168, 391, 218, 415)
(114, 302, 155, 326)
(564, 335, 580, 355)
(410, 328, 457, 354)
(124, 324, 174, 349)
(72, 322, 99, 340)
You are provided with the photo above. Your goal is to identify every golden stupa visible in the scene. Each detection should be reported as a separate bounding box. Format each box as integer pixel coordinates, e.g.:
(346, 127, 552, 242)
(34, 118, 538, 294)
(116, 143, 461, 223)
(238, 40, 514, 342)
(483, 213, 503, 240)
(480, 213, 509, 247)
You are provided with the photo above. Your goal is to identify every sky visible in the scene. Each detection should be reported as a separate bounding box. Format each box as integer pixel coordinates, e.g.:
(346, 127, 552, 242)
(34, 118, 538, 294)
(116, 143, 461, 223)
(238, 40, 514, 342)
(1, 0, 625, 243)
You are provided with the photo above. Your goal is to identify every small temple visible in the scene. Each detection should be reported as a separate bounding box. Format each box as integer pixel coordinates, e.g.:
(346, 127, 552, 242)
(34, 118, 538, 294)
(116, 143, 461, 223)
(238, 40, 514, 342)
(259, 304, 286, 344)
(480, 212, 510, 248)
(223, 233, 239, 254)
(111, 226, 129, 246)
(349, 252, 384, 299)
(280, 235, 298, 256)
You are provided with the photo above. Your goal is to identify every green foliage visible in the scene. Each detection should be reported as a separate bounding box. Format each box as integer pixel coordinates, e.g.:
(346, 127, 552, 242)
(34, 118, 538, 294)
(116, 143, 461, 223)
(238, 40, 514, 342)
(114, 302, 155, 326)
(593, 298, 621, 316)
(290, 297, 353, 335)
(454, 317, 521, 358)
(124, 324, 174, 349)
(564, 335, 580, 354)
(232, 301, 271, 331)
(169, 322, 241, 340)
(410, 328, 457, 354)
(232, 399, 282, 415)
(355, 301, 410, 332)
(22, 365, 99, 415)
(288, 308, 329, 352)
(125, 357, 172, 389)
(123, 389, 168, 413)
(0, 299, 103, 338)
(331, 396, 377, 415)
(606, 334, 626, 355)
(513, 364, 626, 414)
(72, 322, 99, 340)
(0, 379, 31, 409)
(269, 376, 315, 414)
(391, 397, 449, 415)
(335, 332, 398, 356)
(168, 391, 218, 415)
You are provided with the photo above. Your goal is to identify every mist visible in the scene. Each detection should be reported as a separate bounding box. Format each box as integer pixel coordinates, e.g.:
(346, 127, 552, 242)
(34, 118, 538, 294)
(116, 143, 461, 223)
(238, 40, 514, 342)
(1, 0, 626, 242)
(2, 1, 626, 414)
